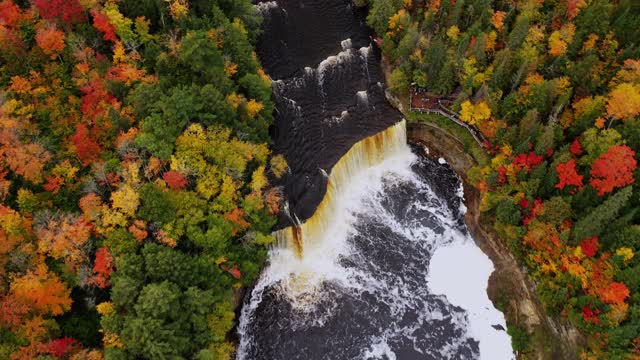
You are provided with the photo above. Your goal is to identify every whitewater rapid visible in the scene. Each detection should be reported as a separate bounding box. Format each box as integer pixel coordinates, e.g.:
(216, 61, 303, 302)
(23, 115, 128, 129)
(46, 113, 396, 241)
(236, 138, 513, 359)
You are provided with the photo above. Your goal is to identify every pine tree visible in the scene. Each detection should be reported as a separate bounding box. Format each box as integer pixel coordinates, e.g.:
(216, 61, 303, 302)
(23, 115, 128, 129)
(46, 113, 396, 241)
(573, 186, 633, 242)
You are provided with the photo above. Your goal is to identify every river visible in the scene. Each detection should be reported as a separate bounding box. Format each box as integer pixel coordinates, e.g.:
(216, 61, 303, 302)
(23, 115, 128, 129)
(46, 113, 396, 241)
(237, 1, 514, 359)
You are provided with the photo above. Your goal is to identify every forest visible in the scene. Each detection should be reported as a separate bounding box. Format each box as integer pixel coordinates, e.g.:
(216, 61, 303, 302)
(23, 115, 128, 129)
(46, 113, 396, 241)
(3, 0, 640, 358)
(0, 0, 285, 358)
(361, 0, 640, 358)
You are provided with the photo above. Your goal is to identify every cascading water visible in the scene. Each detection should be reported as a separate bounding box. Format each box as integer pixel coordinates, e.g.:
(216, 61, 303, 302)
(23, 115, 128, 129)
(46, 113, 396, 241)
(273, 120, 408, 257)
(239, 1, 514, 359)
(237, 120, 513, 359)
(257, 0, 399, 223)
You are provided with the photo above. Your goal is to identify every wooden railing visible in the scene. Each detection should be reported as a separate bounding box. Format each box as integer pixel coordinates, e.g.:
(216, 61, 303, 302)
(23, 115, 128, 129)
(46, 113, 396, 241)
(409, 89, 488, 148)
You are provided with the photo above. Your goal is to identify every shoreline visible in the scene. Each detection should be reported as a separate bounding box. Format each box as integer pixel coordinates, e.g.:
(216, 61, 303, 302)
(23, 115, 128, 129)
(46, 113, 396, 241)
(378, 47, 584, 358)
(407, 120, 584, 360)
(234, 109, 583, 359)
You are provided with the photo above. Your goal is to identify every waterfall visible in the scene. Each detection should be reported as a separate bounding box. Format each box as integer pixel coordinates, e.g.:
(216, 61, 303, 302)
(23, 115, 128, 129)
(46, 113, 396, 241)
(242, 2, 513, 359)
(360, 44, 372, 83)
(237, 119, 514, 359)
(272, 120, 407, 257)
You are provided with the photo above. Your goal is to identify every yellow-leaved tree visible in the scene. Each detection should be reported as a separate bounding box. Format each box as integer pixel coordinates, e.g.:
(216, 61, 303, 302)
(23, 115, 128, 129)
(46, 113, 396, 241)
(606, 83, 640, 120)
(460, 100, 492, 125)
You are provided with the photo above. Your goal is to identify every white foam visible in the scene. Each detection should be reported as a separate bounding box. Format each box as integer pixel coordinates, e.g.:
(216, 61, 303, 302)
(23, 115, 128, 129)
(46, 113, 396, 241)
(237, 125, 513, 359)
(363, 337, 397, 360)
(271, 143, 416, 295)
(317, 48, 357, 93)
(341, 38, 353, 50)
(359, 45, 371, 59)
(329, 110, 350, 124)
(359, 45, 372, 82)
(356, 90, 369, 105)
(438, 157, 447, 164)
(428, 236, 515, 360)
(255, 1, 278, 14)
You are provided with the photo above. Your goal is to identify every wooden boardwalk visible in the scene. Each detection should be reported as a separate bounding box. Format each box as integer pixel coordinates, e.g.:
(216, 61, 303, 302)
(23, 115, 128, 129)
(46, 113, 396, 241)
(409, 86, 488, 149)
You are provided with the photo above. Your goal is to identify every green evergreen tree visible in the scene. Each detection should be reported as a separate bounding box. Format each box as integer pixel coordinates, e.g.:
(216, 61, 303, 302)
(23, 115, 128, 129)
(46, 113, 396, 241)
(573, 186, 633, 242)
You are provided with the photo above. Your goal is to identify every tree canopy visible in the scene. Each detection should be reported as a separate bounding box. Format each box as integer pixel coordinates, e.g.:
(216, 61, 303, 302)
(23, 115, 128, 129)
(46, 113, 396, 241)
(364, 0, 640, 357)
(0, 0, 281, 358)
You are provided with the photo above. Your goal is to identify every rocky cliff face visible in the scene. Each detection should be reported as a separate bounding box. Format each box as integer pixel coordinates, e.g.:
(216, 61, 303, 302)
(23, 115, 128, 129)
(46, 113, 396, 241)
(408, 122, 585, 360)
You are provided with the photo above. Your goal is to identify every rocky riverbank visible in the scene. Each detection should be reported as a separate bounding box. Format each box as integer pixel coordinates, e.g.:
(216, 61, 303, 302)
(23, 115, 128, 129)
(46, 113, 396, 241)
(408, 121, 585, 359)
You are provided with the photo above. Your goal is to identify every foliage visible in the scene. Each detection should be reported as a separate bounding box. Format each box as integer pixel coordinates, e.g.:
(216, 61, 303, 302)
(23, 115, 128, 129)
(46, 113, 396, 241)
(573, 186, 632, 242)
(507, 325, 529, 352)
(460, 100, 491, 126)
(33, 0, 85, 23)
(556, 159, 584, 191)
(0, 0, 277, 357)
(369, 0, 640, 356)
(589, 145, 637, 196)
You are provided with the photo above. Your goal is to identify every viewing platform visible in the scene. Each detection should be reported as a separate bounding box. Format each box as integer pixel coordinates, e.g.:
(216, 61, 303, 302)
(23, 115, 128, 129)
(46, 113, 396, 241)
(409, 85, 488, 149)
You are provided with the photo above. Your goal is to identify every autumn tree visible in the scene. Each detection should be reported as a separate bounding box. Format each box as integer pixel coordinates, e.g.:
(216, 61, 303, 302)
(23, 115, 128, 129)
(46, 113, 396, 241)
(580, 236, 599, 257)
(93, 247, 114, 288)
(0, 0, 22, 27)
(10, 264, 72, 316)
(606, 83, 640, 121)
(44, 337, 80, 358)
(90, 9, 117, 42)
(36, 214, 92, 269)
(556, 159, 584, 191)
(163, 171, 188, 190)
(0, 134, 51, 184)
(72, 124, 102, 166)
(548, 24, 575, 57)
(35, 26, 65, 59)
(599, 282, 630, 306)
(33, 0, 85, 23)
(589, 145, 637, 196)
(460, 100, 491, 125)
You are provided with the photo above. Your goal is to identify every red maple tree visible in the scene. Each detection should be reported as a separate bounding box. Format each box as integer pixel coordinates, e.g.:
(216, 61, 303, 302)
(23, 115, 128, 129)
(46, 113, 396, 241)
(589, 145, 637, 196)
(228, 264, 242, 279)
(80, 79, 117, 121)
(43, 175, 64, 193)
(90, 9, 117, 42)
(580, 236, 599, 257)
(0, 0, 22, 28)
(556, 159, 584, 190)
(33, 0, 85, 23)
(582, 305, 600, 324)
(570, 138, 583, 156)
(93, 247, 113, 289)
(163, 171, 188, 190)
(45, 337, 80, 358)
(513, 152, 544, 173)
(72, 124, 102, 166)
